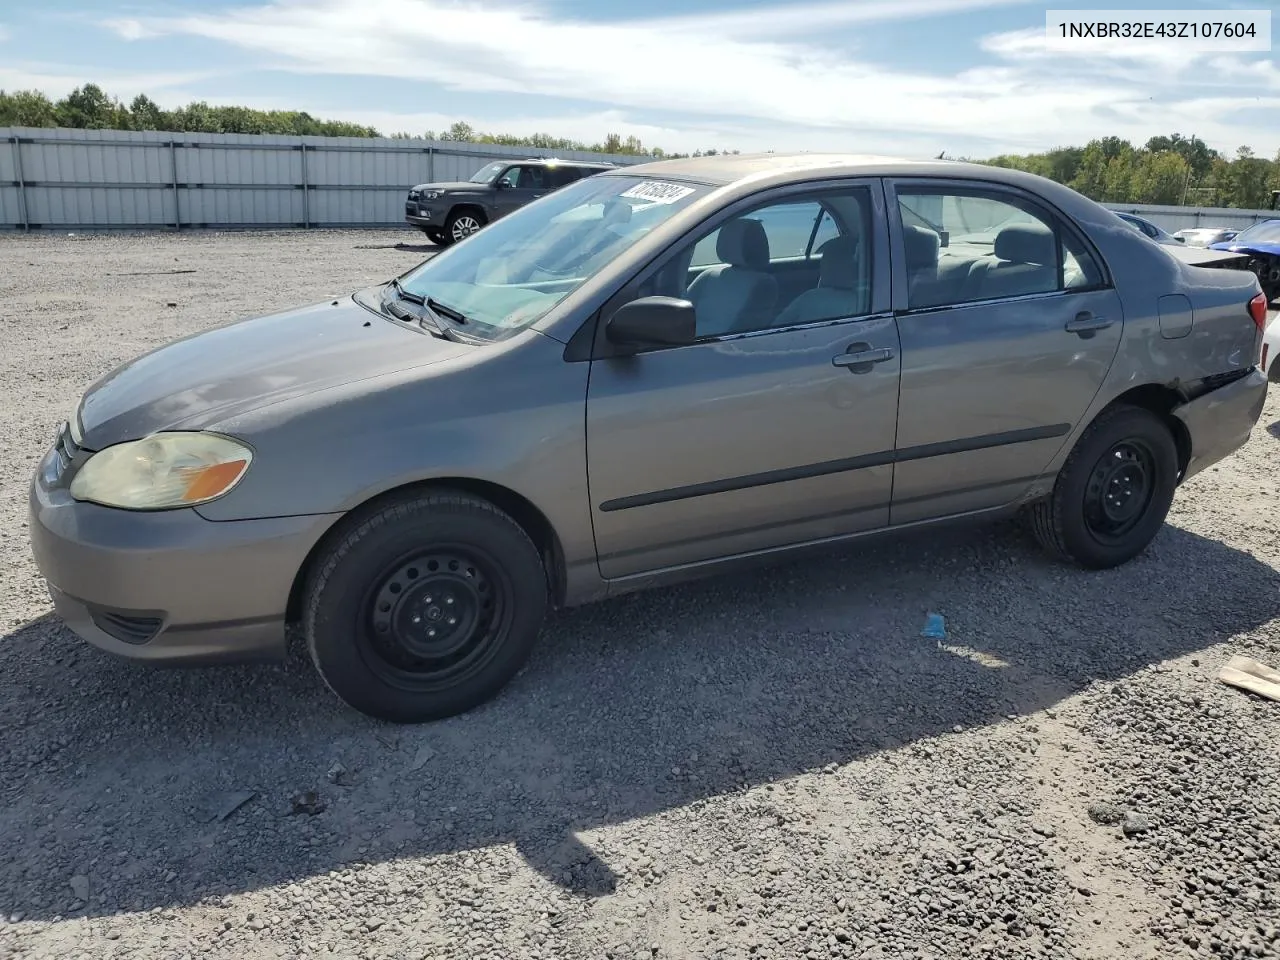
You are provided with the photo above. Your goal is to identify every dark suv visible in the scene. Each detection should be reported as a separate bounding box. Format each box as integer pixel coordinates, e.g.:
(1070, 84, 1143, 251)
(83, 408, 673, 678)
(405, 158, 616, 245)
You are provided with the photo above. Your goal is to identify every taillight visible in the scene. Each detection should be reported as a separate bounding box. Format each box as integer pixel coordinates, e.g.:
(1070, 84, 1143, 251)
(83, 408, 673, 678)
(1248, 291, 1267, 331)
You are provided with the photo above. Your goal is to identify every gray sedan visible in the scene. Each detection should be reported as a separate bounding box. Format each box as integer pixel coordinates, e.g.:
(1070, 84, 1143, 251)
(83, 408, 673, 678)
(29, 154, 1271, 723)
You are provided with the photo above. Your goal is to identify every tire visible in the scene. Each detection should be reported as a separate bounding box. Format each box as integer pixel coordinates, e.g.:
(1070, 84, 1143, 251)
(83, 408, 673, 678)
(422, 228, 444, 245)
(445, 208, 487, 245)
(1029, 404, 1179, 570)
(302, 490, 548, 723)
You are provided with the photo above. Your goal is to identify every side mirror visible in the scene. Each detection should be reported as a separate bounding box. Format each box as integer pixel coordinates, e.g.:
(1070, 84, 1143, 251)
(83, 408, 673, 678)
(496, 179, 512, 190)
(606, 296, 697, 348)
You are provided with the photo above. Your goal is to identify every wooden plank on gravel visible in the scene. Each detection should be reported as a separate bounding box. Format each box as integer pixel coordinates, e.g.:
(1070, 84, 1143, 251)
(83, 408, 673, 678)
(1219, 656, 1280, 702)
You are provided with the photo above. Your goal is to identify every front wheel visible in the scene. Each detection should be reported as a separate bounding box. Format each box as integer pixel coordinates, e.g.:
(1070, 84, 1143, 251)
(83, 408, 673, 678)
(302, 490, 548, 723)
(1029, 405, 1179, 569)
(445, 208, 487, 245)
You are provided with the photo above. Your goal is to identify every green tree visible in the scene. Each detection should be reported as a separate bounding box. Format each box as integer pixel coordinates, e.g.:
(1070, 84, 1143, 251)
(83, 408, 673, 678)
(0, 89, 58, 126)
(56, 84, 126, 129)
(1131, 150, 1189, 204)
(128, 94, 165, 131)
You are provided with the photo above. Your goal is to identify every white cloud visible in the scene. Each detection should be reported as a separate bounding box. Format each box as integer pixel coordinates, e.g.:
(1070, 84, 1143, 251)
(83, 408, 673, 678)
(85, 0, 1280, 158)
(102, 18, 159, 41)
(630, 0, 1036, 40)
(0, 63, 218, 100)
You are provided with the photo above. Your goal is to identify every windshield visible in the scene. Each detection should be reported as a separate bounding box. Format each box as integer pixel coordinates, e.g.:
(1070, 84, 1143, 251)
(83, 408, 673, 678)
(1231, 220, 1280, 244)
(395, 174, 713, 338)
(468, 161, 508, 184)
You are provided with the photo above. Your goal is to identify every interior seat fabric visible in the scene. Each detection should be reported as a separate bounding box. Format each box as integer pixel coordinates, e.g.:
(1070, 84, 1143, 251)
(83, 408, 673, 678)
(687, 218, 779, 336)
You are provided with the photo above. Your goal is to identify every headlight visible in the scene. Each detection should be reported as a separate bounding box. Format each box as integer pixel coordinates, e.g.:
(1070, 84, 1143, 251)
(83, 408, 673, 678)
(69, 433, 253, 510)
(67, 407, 83, 447)
(423, 191, 442, 201)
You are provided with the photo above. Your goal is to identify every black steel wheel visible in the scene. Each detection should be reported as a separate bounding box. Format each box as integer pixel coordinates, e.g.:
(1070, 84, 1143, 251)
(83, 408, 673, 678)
(303, 490, 548, 723)
(1081, 439, 1157, 545)
(362, 547, 511, 692)
(1030, 404, 1178, 569)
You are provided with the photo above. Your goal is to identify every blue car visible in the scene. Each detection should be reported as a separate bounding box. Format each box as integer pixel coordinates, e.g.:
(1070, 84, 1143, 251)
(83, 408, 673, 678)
(1210, 218, 1280, 303)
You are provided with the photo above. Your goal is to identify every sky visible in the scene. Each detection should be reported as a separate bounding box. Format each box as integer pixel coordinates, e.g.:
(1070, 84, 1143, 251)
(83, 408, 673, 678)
(0, 0, 1277, 159)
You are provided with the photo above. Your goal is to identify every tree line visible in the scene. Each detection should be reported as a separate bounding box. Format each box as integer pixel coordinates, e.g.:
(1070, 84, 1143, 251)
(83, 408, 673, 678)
(2, 86, 1276, 207)
(973, 134, 1279, 211)
(0, 85, 733, 159)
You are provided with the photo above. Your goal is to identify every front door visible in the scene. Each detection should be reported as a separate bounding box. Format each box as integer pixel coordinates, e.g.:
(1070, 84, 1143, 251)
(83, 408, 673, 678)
(886, 179, 1124, 524)
(586, 181, 902, 580)
(494, 164, 550, 218)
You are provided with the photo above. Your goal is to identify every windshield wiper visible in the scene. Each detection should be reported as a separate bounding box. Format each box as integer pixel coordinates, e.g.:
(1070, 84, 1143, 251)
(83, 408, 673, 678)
(384, 279, 465, 340)
(388, 277, 423, 304)
(425, 297, 473, 326)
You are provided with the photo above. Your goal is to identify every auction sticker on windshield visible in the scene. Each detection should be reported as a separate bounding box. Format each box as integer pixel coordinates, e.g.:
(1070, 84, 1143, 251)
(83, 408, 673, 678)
(620, 181, 697, 204)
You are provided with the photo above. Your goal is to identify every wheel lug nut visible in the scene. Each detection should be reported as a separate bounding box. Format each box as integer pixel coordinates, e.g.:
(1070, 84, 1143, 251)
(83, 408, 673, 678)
(428, 629, 436, 638)
(446, 597, 455, 605)
(448, 617, 457, 625)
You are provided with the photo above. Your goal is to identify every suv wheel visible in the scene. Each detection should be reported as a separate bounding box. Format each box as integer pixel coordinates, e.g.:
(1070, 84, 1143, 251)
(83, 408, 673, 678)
(445, 209, 487, 245)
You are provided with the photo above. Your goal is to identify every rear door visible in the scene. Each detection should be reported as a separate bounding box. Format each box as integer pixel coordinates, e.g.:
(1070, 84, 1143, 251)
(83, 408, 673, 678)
(886, 178, 1124, 524)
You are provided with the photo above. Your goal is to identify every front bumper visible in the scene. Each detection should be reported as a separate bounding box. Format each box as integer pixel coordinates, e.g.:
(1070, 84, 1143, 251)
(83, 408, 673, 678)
(1173, 367, 1269, 482)
(28, 438, 340, 665)
(405, 198, 444, 229)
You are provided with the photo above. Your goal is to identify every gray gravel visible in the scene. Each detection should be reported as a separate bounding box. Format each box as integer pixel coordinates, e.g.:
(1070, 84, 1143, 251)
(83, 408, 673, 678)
(1, 229, 1279, 960)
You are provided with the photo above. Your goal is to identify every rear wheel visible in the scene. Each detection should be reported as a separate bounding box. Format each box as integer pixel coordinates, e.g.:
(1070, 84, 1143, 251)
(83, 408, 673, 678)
(302, 490, 548, 723)
(1029, 405, 1179, 569)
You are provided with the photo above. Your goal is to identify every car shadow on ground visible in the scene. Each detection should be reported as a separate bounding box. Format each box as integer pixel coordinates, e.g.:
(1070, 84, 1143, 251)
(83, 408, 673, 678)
(2, 519, 1278, 920)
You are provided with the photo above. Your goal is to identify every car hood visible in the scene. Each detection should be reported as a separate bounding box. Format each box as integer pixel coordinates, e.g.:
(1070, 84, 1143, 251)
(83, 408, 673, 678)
(1210, 240, 1280, 255)
(76, 291, 470, 450)
(412, 181, 483, 192)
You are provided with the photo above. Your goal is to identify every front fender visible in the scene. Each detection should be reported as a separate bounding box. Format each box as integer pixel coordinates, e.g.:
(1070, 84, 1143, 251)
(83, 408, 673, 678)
(194, 332, 598, 593)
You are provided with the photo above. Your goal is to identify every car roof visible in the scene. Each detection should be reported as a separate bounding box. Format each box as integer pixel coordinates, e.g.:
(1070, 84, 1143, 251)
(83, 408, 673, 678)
(521, 158, 617, 168)
(596, 151, 1109, 194)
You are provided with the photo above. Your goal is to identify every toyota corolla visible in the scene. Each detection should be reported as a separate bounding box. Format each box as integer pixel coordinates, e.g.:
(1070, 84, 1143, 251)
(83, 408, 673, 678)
(29, 154, 1270, 723)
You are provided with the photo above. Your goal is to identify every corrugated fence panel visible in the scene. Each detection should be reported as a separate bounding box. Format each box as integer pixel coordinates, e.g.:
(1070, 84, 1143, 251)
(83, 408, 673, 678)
(0, 187, 19, 227)
(0, 127, 648, 229)
(1103, 203, 1277, 232)
(180, 187, 304, 226)
(308, 188, 404, 225)
(15, 126, 1271, 233)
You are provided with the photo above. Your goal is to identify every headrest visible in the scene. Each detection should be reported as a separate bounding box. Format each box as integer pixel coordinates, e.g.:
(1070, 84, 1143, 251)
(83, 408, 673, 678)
(717, 218, 770, 270)
(902, 224, 940, 270)
(816, 235, 859, 289)
(994, 223, 1055, 265)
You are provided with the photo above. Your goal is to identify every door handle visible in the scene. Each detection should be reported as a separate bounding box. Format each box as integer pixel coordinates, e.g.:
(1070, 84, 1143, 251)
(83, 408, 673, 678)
(832, 344, 895, 371)
(1065, 311, 1113, 336)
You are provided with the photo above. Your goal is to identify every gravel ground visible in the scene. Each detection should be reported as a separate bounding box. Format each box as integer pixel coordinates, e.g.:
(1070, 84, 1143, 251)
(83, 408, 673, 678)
(1, 229, 1279, 960)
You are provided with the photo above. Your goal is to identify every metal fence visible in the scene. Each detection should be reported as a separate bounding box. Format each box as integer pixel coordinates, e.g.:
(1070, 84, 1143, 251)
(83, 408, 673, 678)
(0, 127, 649, 231)
(4, 127, 1278, 233)
(1102, 202, 1278, 233)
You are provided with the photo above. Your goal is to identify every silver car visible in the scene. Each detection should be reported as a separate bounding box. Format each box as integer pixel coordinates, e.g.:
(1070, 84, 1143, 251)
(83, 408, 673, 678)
(29, 154, 1271, 723)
